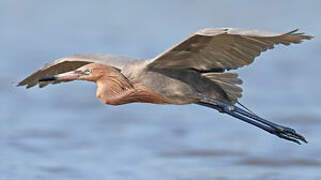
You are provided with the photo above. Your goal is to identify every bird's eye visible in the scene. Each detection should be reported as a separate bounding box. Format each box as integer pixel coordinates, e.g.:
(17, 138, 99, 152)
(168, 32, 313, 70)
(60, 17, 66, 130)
(84, 69, 92, 75)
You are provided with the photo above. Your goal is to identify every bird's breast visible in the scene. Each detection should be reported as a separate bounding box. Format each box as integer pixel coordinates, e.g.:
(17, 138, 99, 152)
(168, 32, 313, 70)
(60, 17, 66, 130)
(129, 84, 169, 104)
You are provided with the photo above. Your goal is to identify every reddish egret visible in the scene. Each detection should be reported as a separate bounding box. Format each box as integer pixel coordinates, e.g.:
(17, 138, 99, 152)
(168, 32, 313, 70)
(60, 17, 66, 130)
(18, 28, 312, 144)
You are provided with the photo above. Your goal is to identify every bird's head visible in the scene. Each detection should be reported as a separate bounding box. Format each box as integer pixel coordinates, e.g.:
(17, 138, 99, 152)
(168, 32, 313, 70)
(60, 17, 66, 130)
(39, 63, 119, 83)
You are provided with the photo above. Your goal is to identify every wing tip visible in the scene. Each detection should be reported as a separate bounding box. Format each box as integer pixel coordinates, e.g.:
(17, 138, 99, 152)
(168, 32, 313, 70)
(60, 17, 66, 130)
(16, 77, 34, 88)
(16, 80, 27, 88)
(286, 29, 314, 41)
(16, 82, 24, 87)
(16, 80, 37, 89)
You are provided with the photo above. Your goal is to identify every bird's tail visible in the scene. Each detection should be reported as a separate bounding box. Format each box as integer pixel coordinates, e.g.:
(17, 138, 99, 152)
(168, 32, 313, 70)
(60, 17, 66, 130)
(201, 72, 243, 104)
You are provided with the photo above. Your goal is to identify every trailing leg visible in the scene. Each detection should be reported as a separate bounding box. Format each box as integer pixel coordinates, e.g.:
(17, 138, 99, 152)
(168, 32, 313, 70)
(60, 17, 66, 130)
(196, 96, 307, 144)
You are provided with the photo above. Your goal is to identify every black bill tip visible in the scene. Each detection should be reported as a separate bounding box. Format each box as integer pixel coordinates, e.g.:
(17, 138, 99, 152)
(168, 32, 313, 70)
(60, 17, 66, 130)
(39, 76, 56, 82)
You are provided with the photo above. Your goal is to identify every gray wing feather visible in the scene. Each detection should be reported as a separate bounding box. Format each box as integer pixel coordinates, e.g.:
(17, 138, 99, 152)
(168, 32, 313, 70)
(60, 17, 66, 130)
(18, 54, 134, 88)
(148, 28, 313, 71)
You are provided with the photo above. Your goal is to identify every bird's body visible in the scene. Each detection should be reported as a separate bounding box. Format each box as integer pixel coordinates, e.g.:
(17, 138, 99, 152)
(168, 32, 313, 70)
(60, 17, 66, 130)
(120, 60, 238, 105)
(122, 61, 200, 105)
(18, 28, 313, 144)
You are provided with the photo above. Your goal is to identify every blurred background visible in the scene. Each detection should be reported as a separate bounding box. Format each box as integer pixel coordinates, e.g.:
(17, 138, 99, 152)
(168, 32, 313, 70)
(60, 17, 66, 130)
(1, 0, 321, 179)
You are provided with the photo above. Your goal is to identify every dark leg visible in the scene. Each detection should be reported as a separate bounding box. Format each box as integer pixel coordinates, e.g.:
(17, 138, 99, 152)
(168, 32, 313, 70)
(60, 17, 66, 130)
(196, 96, 307, 144)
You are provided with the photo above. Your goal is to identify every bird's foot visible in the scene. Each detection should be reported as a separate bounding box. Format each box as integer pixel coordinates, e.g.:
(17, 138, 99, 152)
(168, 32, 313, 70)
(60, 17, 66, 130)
(271, 125, 307, 145)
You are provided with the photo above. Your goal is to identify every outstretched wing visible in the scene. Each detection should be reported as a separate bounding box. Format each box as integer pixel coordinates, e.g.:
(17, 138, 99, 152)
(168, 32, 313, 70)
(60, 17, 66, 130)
(18, 54, 134, 88)
(148, 28, 312, 71)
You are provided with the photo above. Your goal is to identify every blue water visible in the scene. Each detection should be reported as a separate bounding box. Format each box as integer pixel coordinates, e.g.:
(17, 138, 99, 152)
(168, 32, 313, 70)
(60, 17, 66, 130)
(1, 1, 321, 179)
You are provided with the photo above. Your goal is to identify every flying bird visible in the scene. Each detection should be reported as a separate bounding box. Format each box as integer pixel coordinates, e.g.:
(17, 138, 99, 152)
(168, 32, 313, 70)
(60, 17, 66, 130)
(18, 28, 313, 144)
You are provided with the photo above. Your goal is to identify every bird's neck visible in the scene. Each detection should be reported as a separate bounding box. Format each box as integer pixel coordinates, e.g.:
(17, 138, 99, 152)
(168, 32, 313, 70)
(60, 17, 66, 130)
(95, 75, 167, 105)
(96, 75, 133, 105)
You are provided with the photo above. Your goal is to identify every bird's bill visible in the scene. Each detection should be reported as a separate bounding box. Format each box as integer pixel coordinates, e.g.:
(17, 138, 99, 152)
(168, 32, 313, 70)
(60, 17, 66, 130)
(39, 71, 81, 82)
